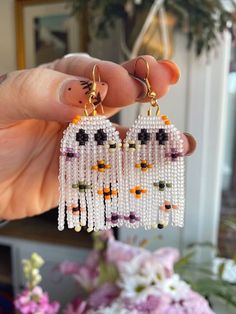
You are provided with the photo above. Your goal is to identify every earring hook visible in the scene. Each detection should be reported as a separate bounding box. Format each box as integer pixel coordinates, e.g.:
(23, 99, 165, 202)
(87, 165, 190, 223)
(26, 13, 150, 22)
(133, 57, 160, 116)
(86, 64, 104, 116)
(134, 57, 150, 81)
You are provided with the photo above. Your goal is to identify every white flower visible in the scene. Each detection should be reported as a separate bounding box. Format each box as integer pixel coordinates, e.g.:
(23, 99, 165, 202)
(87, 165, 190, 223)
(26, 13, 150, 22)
(119, 253, 148, 276)
(140, 259, 166, 285)
(119, 272, 160, 302)
(159, 274, 190, 301)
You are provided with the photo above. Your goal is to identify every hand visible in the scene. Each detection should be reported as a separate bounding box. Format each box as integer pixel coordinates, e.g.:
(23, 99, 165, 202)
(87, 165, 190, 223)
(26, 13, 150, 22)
(0, 54, 195, 220)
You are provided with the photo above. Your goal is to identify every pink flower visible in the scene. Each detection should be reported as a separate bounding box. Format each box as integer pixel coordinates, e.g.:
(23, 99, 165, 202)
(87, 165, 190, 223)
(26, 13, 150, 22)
(152, 248, 180, 276)
(64, 297, 87, 314)
(180, 291, 215, 314)
(58, 261, 81, 275)
(106, 238, 145, 266)
(88, 283, 120, 308)
(58, 252, 100, 292)
(14, 287, 60, 314)
(74, 265, 98, 292)
(125, 294, 170, 314)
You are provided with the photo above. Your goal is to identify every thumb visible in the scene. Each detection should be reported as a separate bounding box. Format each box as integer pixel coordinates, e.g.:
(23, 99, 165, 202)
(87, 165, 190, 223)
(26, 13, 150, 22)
(0, 68, 108, 125)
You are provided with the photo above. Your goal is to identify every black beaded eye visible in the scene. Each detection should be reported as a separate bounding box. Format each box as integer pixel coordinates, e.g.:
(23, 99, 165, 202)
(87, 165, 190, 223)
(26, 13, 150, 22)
(156, 129, 168, 145)
(76, 129, 89, 146)
(138, 129, 150, 145)
(94, 129, 107, 145)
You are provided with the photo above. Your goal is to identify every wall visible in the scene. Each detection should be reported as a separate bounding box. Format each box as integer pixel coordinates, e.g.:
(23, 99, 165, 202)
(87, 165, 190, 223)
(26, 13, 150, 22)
(0, 0, 16, 73)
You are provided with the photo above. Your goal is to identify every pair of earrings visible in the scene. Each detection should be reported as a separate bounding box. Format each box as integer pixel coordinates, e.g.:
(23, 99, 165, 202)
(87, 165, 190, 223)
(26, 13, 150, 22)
(58, 58, 185, 233)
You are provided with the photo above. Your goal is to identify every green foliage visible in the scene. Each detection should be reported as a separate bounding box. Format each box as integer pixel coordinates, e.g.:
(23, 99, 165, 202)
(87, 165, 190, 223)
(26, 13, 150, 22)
(165, 0, 236, 55)
(69, 0, 236, 56)
(97, 260, 119, 285)
(175, 245, 236, 310)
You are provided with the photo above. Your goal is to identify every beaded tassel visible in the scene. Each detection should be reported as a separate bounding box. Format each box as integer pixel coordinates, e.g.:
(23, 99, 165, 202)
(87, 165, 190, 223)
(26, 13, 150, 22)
(58, 115, 123, 232)
(123, 114, 185, 229)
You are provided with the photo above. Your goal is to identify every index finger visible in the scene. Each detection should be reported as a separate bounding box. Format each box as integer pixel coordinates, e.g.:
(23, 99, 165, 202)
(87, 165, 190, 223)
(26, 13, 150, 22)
(47, 54, 180, 109)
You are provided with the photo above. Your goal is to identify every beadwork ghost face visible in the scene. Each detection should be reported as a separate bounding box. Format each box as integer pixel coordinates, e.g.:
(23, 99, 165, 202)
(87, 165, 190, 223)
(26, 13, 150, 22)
(58, 115, 123, 232)
(123, 114, 184, 229)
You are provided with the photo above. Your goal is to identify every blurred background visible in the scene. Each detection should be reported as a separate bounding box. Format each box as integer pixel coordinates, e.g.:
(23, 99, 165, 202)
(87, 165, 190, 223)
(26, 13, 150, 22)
(1, 0, 236, 313)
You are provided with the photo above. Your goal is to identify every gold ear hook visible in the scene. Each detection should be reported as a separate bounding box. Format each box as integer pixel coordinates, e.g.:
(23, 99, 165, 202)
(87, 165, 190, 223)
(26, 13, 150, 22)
(133, 57, 160, 116)
(87, 64, 104, 116)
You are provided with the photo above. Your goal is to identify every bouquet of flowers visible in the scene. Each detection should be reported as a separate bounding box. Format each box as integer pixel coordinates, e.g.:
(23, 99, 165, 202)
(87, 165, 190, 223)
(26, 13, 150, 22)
(14, 253, 60, 314)
(59, 232, 214, 314)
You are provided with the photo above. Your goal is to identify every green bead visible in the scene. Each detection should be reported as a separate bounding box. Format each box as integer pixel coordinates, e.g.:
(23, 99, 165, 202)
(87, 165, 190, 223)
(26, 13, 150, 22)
(72, 183, 79, 188)
(166, 183, 172, 188)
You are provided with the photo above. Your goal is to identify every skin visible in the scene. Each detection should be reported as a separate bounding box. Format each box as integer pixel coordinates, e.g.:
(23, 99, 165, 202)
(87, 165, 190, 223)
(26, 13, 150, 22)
(0, 54, 195, 220)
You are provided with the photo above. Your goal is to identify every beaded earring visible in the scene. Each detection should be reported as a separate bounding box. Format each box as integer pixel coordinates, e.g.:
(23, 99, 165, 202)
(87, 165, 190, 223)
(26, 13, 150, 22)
(123, 57, 185, 230)
(58, 65, 123, 232)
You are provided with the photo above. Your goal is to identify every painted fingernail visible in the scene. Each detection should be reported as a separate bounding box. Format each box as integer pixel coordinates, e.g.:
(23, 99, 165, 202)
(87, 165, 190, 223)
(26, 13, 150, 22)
(59, 78, 108, 107)
(157, 60, 180, 84)
(182, 132, 197, 156)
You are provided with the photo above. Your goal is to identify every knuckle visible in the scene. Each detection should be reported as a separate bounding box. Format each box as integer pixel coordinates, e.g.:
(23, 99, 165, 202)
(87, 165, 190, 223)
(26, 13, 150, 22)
(13, 68, 48, 118)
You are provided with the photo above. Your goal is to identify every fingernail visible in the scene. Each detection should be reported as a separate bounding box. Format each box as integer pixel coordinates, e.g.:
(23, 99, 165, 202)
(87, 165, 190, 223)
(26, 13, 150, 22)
(59, 78, 108, 107)
(157, 60, 180, 84)
(182, 132, 197, 156)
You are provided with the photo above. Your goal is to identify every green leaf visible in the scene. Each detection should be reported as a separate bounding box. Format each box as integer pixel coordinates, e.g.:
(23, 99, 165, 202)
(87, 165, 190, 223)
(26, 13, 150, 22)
(233, 253, 236, 265)
(174, 252, 195, 271)
(217, 262, 225, 279)
(97, 261, 119, 285)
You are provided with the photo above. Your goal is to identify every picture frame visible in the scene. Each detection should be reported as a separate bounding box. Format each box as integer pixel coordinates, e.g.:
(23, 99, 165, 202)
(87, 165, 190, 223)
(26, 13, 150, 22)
(15, 0, 89, 69)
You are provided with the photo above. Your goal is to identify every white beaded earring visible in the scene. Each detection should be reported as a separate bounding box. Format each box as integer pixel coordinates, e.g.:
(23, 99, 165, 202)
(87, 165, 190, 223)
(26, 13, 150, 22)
(123, 57, 185, 230)
(58, 65, 123, 232)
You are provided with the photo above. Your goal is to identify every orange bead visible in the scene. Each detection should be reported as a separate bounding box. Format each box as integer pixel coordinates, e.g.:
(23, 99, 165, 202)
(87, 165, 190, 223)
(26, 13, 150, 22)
(162, 115, 168, 120)
(147, 164, 153, 168)
(165, 120, 171, 125)
(104, 187, 110, 193)
(142, 189, 147, 193)
(160, 205, 165, 211)
(135, 164, 141, 168)
(105, 164, 111, 169)
(135, 194, 141, 199)
(72, 119, 79, 124)
(141, 168, 148, 172)
(80, 207, 86, 212)
(112, 189, 118, 195)
(97, 190, 103, 195)
(172, 205, 178, 209)
(98, 168, 105, 173)
(91, 165, 98, 170)
(136, 186, 141, 190)
(105, 195, 111, 200)
(130, 188, 135, 193)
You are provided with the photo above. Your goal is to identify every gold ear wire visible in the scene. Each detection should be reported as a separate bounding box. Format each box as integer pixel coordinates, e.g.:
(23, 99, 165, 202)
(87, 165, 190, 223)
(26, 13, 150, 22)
(133, 57, 160, 116)
(86, 64, 104, 116)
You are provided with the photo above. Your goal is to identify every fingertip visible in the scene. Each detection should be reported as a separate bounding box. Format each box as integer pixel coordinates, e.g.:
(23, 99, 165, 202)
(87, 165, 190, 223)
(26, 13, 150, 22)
(113, 123, 128, 140)
(182, 132, 197, 156)
(157, 60, 181, 84)
(59, 77, 108, 108)
(97, 81, 108, 101)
